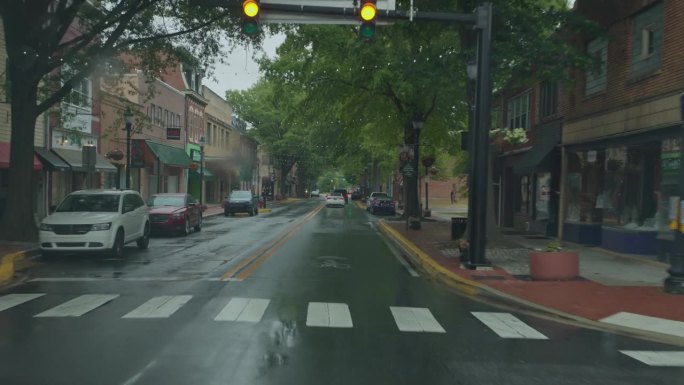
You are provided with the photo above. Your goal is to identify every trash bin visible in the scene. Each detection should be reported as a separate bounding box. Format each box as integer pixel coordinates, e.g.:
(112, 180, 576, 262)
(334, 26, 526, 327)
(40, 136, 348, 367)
(451, 217, 467, 240)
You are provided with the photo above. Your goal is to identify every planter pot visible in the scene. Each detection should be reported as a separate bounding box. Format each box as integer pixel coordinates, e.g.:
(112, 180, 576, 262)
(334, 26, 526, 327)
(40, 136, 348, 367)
(529, 251, 579, 281)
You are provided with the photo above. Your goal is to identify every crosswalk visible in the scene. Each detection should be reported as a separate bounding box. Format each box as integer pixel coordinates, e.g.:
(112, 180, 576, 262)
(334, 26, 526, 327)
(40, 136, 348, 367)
(1, 292, 683, 367)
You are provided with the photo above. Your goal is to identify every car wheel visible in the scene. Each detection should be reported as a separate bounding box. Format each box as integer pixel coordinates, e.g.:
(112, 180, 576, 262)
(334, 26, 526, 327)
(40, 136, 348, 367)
(370, 207, 374, 215)
(109, 229, 124, 258)
(249, 207, 255, 216)
(194, 216, 202, 232)
(137, 222, 150, 249)
(181, 218, 190, 236)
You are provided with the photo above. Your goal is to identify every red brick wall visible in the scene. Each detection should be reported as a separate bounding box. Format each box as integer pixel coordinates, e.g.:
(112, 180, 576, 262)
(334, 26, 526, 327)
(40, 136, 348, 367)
(562, 0, 684, 122)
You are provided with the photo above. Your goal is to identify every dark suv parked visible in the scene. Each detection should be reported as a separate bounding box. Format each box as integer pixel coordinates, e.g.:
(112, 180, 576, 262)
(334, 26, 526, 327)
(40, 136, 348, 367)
(224, 190, 258, 216)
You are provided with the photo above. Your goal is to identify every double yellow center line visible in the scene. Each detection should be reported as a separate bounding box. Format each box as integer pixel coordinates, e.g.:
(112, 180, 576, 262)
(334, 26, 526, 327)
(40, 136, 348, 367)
(221, 204, 325, 281)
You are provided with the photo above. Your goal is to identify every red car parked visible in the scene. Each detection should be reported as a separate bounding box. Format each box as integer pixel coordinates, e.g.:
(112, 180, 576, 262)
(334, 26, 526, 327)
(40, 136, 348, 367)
(147, 193, 202, 236)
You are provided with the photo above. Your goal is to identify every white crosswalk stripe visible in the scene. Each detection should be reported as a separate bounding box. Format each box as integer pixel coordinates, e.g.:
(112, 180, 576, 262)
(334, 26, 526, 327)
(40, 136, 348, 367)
(620, 351, 684, 367)
(0, 294, 45, 312)
(601, 312, 684, 339)
(306, 302, 353, 328)
(34, 294, 119, 317)
(215, 298, 270, 322)
(122, 295, 193, 318)
(471, 312, 548, 339)
(390, 307, 446, 333)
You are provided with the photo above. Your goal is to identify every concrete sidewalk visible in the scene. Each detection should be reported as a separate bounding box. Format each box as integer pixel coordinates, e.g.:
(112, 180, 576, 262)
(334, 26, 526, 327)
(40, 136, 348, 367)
(378, 213, 684, 345)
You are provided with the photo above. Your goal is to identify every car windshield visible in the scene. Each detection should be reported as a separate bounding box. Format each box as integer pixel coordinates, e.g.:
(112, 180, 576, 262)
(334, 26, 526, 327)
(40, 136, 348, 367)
(371, 193, 389, 198)
(230, 191, 252, 199)
(55, 194, 120, 213)
(148, 196, 185, 207)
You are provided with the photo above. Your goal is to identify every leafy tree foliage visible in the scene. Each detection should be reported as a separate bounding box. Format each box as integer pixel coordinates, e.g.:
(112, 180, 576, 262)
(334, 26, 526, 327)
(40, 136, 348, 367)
(0, 0, 247, 240)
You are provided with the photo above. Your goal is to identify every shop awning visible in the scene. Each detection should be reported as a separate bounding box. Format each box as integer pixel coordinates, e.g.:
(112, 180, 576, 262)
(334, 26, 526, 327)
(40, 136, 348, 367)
(513, 122, 561, 174)
(34, 147, 70, 171)
(145, 141, 191, 168)
(0, 142, 43, 170)
(191, 168, 215, 180)
(52, 148, 118, 173)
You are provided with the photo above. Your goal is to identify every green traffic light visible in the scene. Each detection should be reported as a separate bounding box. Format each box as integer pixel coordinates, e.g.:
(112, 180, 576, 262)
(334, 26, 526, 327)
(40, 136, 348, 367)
(243, 21, 259, 35)
(359, 23, 375, 39)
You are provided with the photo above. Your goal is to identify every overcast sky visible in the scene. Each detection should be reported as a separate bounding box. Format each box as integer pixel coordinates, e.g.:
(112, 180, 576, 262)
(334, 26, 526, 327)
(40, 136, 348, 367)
(204, 33, 286, 98)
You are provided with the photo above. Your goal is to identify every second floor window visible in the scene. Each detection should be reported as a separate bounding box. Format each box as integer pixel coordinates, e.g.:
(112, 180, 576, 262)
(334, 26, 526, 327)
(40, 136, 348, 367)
(632, 3, 662, 77)
(66, 78, 91, 108)
(586, 38, 607, 96)
(507, 93, 529, 131)
(539, 81, 558, 118)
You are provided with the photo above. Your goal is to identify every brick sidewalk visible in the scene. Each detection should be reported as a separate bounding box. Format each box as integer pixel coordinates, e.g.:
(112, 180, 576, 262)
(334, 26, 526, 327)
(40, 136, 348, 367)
(381, 218, 684, 340)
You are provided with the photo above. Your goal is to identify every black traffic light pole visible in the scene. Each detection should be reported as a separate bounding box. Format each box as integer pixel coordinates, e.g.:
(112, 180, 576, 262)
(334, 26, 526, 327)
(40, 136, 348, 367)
(240, 2, 493, 268)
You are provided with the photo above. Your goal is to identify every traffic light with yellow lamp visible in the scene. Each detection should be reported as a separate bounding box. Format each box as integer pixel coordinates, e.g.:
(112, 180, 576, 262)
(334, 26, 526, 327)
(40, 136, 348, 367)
(359, 0, 377, 40)
(241, 0, 260, 35)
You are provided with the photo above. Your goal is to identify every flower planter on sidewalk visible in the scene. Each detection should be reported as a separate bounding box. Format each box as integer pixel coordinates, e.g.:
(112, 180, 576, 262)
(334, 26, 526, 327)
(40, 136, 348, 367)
(529, 251, 579, 281)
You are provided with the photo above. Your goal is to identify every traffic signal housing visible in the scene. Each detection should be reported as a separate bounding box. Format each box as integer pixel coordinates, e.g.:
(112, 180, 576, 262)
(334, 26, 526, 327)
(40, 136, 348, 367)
(359, 0, 377, 40)
(242, 0, 260, 35)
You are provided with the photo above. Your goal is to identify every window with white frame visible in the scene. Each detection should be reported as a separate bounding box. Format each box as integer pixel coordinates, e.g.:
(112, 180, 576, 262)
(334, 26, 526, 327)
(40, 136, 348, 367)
(586, 38, 607, 96)
(632, 3, 662, 76)
(507, 93, 529, 131)
(65, 78, 91, 108)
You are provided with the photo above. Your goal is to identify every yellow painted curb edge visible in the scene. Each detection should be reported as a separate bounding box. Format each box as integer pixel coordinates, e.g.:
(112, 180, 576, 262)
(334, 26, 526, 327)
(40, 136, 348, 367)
(377, 219, 684, 346)
(0, 252, 26, 284)
(258, 208, 272, 213)
(377, 220, 483, 296)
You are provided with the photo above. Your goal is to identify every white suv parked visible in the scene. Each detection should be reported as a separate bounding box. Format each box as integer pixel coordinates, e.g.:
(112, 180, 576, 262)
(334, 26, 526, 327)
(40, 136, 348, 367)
(39, 190, 150, 258)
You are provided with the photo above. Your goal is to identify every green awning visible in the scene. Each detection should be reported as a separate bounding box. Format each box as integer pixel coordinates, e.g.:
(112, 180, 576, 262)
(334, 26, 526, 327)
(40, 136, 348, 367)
(191, 168, 215, 179)
(145, 141, 191, 167)
(513, 121, 561, 174)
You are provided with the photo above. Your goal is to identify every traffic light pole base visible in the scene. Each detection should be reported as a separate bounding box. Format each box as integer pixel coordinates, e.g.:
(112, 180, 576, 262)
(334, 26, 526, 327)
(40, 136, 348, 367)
(664, 252, 684, 294)
(465, 262, 493, 271)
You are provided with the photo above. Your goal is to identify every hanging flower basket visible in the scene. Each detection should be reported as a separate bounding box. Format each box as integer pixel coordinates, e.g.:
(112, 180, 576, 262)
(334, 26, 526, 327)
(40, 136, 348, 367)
(189, 162, 199, 171)
(106, 149, 124, 161)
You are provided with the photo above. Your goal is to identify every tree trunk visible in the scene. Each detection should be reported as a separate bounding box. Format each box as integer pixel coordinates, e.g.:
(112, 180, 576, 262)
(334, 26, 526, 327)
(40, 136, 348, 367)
(403, 120, 420, 219)
(0, 67, 41, 241)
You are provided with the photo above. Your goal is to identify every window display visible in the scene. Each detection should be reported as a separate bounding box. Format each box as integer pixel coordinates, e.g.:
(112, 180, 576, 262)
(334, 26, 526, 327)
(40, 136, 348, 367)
(565, 150, 604, 223)
(601, 143, 660, 230)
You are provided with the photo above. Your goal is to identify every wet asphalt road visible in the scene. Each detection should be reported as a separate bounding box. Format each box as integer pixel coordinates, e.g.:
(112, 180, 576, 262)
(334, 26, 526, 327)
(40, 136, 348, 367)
(0, 199, 683, 385)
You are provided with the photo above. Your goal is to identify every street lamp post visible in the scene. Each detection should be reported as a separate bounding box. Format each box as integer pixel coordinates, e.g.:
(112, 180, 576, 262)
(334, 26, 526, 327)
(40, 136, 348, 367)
(410, 118, 424, 229)
(665, 98, 684, 294)
(199, 136, 206, 210)
(123, 108, 134, 190)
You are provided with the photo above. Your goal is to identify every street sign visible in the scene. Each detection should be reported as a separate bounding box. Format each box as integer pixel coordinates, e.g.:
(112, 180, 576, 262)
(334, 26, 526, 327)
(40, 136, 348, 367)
(167, 127, 181, 140)
(402, 163, 415, 177)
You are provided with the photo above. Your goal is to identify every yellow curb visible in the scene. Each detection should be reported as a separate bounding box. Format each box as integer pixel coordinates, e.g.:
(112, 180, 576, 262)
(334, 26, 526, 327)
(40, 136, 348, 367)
(377, 220, 483, 296)
(377, 219, 684, 346)
(0, 252, 26, 284)
(258, 208, 272, 213)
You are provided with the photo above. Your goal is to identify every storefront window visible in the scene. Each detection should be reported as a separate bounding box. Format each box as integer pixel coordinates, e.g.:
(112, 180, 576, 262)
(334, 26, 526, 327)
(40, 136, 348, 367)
(535, 173, 551, 220)
(601, 143, 661, 230)
(515, 175, 531, 214)
(565, 150, 605, 223)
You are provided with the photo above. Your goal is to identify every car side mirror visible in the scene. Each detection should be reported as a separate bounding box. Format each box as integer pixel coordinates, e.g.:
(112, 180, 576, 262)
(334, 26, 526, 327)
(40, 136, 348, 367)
(123, 205, 135, 213)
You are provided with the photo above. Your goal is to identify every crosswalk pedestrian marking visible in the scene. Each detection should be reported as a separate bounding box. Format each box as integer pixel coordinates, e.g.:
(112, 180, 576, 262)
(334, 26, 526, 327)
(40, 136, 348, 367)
(620, 351, 684, 367)
(471, 312, 548, 339)
(306, 302, 353, 328)
(0, 294, 45, 312)
(390, 307, 445, 333)
(122, 295, 192, 318)
(600, 312, 684, 338)
(215, 298, 270, 322)
(34, 294, 119, 317)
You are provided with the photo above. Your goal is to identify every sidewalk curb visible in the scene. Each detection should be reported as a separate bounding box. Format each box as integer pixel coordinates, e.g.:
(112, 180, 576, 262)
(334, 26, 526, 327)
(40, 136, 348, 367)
(377, 219, 684, 347)
(0, 248, 39, 286)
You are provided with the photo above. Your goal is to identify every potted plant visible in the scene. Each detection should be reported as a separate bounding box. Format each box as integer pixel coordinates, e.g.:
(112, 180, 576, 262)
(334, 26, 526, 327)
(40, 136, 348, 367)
(529, 242, 579, 281)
